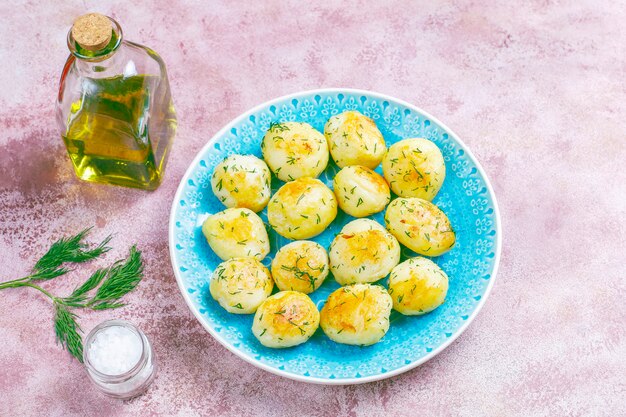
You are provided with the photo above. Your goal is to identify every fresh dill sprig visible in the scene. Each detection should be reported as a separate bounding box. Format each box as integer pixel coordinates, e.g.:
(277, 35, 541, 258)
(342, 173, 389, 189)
(87, 246, 143, 310)
(63, 268, 108, 306)
(0, 228, 143, 362)
(54, 302, 83, 361)
(30, 228, 111, 281)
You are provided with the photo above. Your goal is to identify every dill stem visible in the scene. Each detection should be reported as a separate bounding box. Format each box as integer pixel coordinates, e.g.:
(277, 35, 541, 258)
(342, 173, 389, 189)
(0, 276, 32, 287)
(0, 281, 57, 301)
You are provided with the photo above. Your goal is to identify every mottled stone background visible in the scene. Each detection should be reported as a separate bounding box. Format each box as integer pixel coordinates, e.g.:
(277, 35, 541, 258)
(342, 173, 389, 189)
(0, 1, 624, 416)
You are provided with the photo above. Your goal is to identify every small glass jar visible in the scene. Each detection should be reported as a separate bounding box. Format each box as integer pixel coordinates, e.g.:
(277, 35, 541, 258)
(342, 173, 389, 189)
(83, 320, 157, 399)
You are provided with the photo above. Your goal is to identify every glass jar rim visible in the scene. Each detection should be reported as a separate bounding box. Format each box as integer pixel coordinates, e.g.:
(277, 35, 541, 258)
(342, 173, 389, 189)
(83, 319, 147, 383)
(67, 15, 123, 61)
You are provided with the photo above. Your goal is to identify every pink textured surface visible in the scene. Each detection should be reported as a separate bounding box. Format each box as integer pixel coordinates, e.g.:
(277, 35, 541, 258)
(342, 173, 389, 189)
(0, 1, 624, 415)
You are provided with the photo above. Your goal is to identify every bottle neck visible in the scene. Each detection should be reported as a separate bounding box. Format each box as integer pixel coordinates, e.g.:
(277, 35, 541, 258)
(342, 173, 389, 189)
(68, 16, 126, 77)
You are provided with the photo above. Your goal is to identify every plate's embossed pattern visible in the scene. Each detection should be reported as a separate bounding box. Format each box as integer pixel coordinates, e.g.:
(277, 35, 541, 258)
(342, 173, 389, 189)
(170, 90, 500, 383)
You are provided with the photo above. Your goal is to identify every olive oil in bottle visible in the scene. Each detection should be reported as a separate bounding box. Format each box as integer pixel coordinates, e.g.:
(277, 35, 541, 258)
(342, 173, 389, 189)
(57, 13, 176, 190)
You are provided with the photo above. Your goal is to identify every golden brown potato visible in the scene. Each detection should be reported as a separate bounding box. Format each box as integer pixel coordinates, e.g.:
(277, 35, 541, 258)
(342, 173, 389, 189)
(388, 257, 448, 315)
(382, 138, 445, 200)
(210, 257, 273, 314)
(329, 219, 400, 285)
(267, 177, 337, 239)
(384, 197, 455, 256)
(252, 291, 320, 348)
(211, 154, 271, 212)
(333, 165, 390, 217)
(262, 122, 329, 181)
(271, 241, 329, 294)
(324, 111, 386, 169)
(320, 284, 392, 346)
(202, 208, 270, 261)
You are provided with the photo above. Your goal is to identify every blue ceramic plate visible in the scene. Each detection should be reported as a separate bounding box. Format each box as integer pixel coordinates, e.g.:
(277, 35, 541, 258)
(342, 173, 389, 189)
(169, 89, 501, 384)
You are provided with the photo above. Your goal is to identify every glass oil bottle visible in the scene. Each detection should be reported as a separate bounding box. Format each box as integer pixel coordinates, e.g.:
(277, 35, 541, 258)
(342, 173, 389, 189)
(56, 13, 176, 190)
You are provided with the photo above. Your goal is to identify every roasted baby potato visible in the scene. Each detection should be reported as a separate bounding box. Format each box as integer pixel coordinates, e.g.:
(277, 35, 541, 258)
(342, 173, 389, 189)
(262, 122, 329, 182)
(252, 291, 320, 348)
(267, 177, 337, 239)
(384, 197, 455, 256)
(202, 208, 270, 261)
(324, 111, 386, 169)
(333, 165, 390, 218)
(211, 154, 272, 212)
(210, 257, 273, 314)
(320, 284, 392, 346)
(329, 219, 400, 285)
(271, 241, 329, 294)
(382, 138, 445, 200)
(388, 257, 448, 315)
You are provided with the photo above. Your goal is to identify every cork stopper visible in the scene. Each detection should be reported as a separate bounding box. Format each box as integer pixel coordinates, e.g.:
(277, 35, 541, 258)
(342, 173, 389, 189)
(71, 13, 113, 51)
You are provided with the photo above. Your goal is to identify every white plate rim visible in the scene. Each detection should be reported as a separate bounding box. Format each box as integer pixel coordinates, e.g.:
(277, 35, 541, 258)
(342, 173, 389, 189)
(168, 88, 503, 385)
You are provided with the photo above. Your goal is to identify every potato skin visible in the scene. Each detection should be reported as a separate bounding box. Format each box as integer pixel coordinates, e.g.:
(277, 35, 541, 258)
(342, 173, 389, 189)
(320, 284, 392, 346)
(324, 111, 386, 169)
(202, 208, 270, 261)
(267, 177, 337, 239)
(329, 219, 400, 285)
(388, 257, 448, 315)
(384, 197, 455, 256)
(211, 154, 271, 212)
(382, 138, 445, 201)
(210, 258, 273, 314)
(262, 122, 329, 182)
(252, 291, 320, 348)
(333, 165, 390, 218)
(271, 241, 329, 294)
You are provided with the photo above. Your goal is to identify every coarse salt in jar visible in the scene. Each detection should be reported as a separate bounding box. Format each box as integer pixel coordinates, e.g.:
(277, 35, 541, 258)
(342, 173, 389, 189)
(83, 320, 156, 399)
